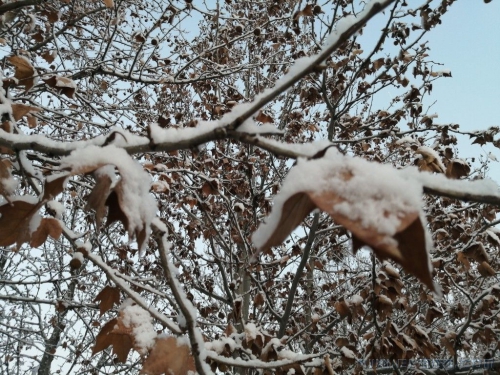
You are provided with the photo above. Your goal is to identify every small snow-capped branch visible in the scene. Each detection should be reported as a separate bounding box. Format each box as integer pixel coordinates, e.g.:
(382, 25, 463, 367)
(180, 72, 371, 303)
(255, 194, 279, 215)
(2, 125, 500, 209)
(86, 252, 181, 334)
(153, 224, 211, 375)
(206, 350, 325, 369)
(0, 294, 98, 309)
(422, 185, 500, 206)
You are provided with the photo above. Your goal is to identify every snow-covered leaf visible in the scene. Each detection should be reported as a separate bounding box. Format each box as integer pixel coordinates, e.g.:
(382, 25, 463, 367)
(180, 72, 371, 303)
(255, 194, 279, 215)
(140, 336, 195, 375)
(253, 148, 436, 290)
(7, 56, 37, 92)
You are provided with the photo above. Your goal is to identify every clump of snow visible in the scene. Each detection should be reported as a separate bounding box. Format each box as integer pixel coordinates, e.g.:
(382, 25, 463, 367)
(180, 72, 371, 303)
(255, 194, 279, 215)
(244, 322, 260, 340)
(46, 200, 64, 219)
(205, 336, 237, 353)
(75, 240, 92, 252)
(382, 262, 400, 278)
(94, 165, 118, 186)
(72, 252, 84, 263)
(0, 173, 17, 195)
(349, 295, 363, 306)
(340, 346, 356, 359)
(396, 136, 419, 145)
(28, 213, 42, 235)
(119, 303, 157, 354)
(236, 119, 283, 135)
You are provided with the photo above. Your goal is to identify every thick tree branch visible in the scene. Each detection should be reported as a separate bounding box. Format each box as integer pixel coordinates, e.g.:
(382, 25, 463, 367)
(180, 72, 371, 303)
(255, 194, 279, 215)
(0, 0, 37, 14)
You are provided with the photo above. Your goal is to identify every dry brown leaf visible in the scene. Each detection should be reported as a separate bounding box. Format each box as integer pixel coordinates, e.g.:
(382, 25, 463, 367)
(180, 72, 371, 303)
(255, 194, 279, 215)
(415, 147, 445, 173)
(456, 251, 470, 270)
(0, 159, 15, 202)
(11, 103, 41, 122)
(43, 174, 69, 201)
(334, 300, 351, 319)
(105, 189, 129, 229)
(251, 193, 316, 261)
(254, 292, 265, 307)
(27, 114, 37, 128)
(440, 333, 456, 356)
(373, 58, 385, 71)
(140, 336, 196, 375)
(335, 337, 350, 348)
(0, 200, 41, 248)
(30, 217, 62, 247)
(92, 318, 133, 363)
(313, 190, 433, 290)
(103, 0, 114, 8)
(425, 306, 443, 325)
(462, 243, 490, 263)
(293, 4, 314, 21)
(253, 152, 435, 290)
(446, 159, 470, 179)
(477, 261, 496, 277)
(41, 51, 57, 64)
(134, 33, 146, 43)
(44, 76, 77, 99)
(105, 183, 148, 251)
(201, 180, 219, 197)
(86, 172, 113, 228)
(255, 110, 274, 124)
(7, 56, 36, 92)
(94, 286, 121, 316)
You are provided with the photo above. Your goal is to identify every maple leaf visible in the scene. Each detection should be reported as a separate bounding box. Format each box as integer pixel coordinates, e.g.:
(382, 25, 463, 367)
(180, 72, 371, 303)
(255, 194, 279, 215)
(255, 110, 274, 124)
(11, 103, 41, 122)
(27, 114, 37, 128)
(445, 159, 470, 179)
(41, 50, 57, 64)
(252, 148, 437, 291)
(0, 200, 41, 248)
(293, 4, 314, 21)
(43, 76, 77, 99)
(105, 182, 148, 251)
(92, 318, 133, 363)
(7, 56, 36, 92)
(61, 146, 156, 253)
(43, 174, 69, 201)
(477, 261, 496, 277)
(86, 171, 113, 228)
(415, 146, 445, 173)
(30, 217, 62, 247)
(94, 286, 121, 316)
(140, 336, 196, 375)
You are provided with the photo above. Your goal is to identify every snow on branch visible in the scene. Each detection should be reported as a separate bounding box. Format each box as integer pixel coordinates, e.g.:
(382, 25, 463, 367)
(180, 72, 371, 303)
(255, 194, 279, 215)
(86, 252, 182, 334)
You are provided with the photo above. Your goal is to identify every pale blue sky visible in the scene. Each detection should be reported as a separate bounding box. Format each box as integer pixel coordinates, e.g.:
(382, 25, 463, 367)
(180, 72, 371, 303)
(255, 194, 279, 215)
(422, 1, 500, 181)
(426, 1, 500, 130)
(358, 1, 500, 181)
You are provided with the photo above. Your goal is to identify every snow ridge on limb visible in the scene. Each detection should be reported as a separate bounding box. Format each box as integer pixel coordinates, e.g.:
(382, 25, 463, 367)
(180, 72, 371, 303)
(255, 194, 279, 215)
(252, 147, 439, 292)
